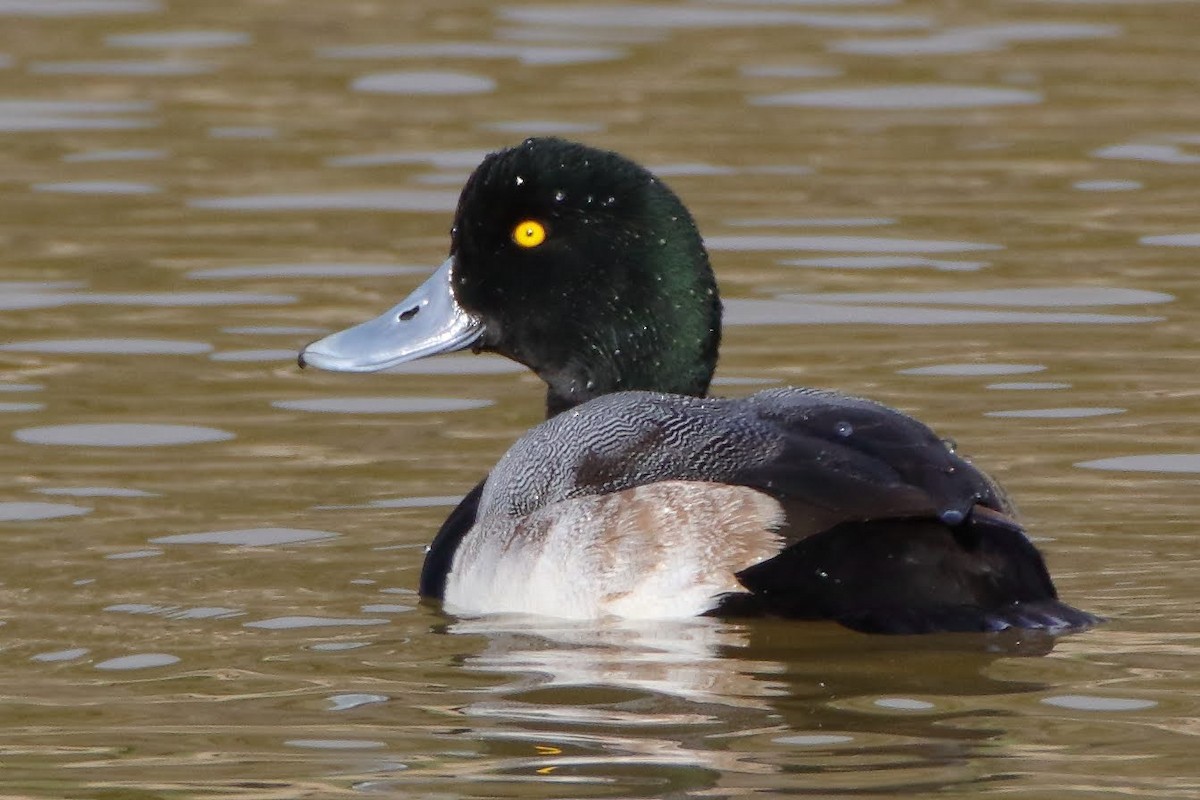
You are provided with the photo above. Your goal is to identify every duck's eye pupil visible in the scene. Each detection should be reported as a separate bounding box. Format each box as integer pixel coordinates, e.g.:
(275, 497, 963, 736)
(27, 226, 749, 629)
(512, 219, 547, 249)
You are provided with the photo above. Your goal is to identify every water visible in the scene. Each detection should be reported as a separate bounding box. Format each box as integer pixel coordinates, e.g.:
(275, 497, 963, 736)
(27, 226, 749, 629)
(1, 1, 1198, 797)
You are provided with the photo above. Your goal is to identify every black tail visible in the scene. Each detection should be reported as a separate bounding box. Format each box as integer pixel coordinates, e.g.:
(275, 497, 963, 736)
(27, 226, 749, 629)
(731, 506, 1100, 635)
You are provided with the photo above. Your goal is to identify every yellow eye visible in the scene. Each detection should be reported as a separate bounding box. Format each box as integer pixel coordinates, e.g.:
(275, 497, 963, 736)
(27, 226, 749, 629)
(512, 219, 547, 248)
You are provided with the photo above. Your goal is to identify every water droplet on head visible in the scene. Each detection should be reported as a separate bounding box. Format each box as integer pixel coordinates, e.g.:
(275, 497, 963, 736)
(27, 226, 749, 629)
(942, 437, 958, 453)
(554, 190, 566, 202)
(835, 421, 853, 437)
(514, 175, 524, 186)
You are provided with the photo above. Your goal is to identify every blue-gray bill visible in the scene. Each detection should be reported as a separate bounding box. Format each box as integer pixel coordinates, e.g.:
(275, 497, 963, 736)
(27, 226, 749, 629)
(298, 256, 483, 372)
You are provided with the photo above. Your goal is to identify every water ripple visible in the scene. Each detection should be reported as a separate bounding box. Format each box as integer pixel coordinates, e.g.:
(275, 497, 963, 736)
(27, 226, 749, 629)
(106, 30, 251, 48)
(986, 407, 1124, 419)
(1140, 233, 1200, 247)
(351, 71, 496, 95)
(0, 97, 153, 131)
(16, 423, 234, 447)
(778, 287, 1172, 307)
(245, 616, 388, 629)
(190, 189, 458, 212)
(0, 501, 91, 521)
(189, 263, 423, 280)
(1076, 454, 1200, 473)
(0, 338, 212, 354)
(0, 0, 160, 16)
(832, 22, 1119, 56)
(705, 234, 1000, 253)
(321, 42, 623, 66)
(1093, 142, 1200, 165)
(152, 528, 339, 546)
(33, 180, 160, 194)
(273, 397, 493, 414)
(94, 653, 180, 670)
(752, 85, 1042, 109)
(900, 363, 1044, 376)
(783, 255, 987, 271)
(500, 6, 932, 32)
(724, 298, 1161, 326)
(30, 59, 213, 76)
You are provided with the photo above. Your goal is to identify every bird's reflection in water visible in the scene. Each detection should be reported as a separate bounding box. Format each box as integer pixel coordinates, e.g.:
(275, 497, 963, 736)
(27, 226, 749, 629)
(415, 614, 1068, 797)
(452, 614, 786, 707)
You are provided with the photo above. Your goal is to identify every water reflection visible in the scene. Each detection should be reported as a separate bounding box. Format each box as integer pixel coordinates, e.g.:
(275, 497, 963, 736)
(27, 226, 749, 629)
(985, 406, 1124, 419)
(499, 5, 930, 32)
(830, 21, 1119, 56)
(105, 30, 251, 48)
(1141, 233, 1200, 247)
(0, 98, 153, 131)
(0, 291, 293, 310)
(15, 422, 233, 446)
(899, 363, 1044, 376)
(29, 59, 213, 76)
(189, 263, 422, 280)
(752, 85, 1042, 110)
(705, 233, 1000, 253)
(781, 287, 1172, 307)
(723, 298, 1160, 326)
(0, 501, 91, 521)
(0, 0, 159, 16)
(33, 180, 160, 194)
(784, 255, 984, 270)
(403, 615, 1068, 797)
(1076, 454, 1200, 473)
(326, 148, 488, 169)
(452, 616, 781, 705)
(351, 71, 497, 95)
(35, 486, 156, 497)
(272, 397, 493, 414)
(729, 216, 894, 228)
(0, 338, 212, 354)
(62, 148, 167, 161)
(481, 120, 604, 134)
(1074, 179, 1141, 191)
(189, 189, 457, 212)
(741, 63, 842, 79)
(151, 527, 339, 546)
(1093, 141, 1200, 165)
(94, 653, 181, 670)
(209, 348, 298, 362)
(320, 42, 623, 67)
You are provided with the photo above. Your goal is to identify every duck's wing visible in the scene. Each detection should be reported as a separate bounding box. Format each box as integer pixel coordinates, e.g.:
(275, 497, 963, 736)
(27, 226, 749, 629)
(420, 478, 485, 600)
(718, 389, 1097, 633)
(728, 387, 1011, 538)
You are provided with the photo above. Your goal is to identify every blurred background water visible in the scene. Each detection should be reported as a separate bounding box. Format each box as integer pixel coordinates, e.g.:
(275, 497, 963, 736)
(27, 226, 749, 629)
(0, 0, 1197, 797)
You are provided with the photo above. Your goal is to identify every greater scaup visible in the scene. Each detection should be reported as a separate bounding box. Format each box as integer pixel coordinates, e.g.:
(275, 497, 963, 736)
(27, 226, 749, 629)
(300, 138, 1097, 634)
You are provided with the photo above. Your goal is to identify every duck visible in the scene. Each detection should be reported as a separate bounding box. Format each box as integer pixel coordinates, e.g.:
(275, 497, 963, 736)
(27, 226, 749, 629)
(299, 137, 1098, 634)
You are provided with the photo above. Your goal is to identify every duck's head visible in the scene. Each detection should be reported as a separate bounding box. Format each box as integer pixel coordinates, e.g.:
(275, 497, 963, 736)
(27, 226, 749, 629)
(300, 138, 721, 416)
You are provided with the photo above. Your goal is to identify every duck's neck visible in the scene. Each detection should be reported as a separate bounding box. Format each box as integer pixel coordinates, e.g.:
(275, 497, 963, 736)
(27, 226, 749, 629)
(539, 258, 721, 418)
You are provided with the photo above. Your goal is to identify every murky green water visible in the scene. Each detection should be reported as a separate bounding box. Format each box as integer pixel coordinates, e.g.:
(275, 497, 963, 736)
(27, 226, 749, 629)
(1, 1, 1197, 797)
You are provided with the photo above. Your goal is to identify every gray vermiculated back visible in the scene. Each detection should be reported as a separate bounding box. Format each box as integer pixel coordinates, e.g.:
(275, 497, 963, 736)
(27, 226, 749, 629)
(478, 387, 942, 520)
(481, 391, 777, 518)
